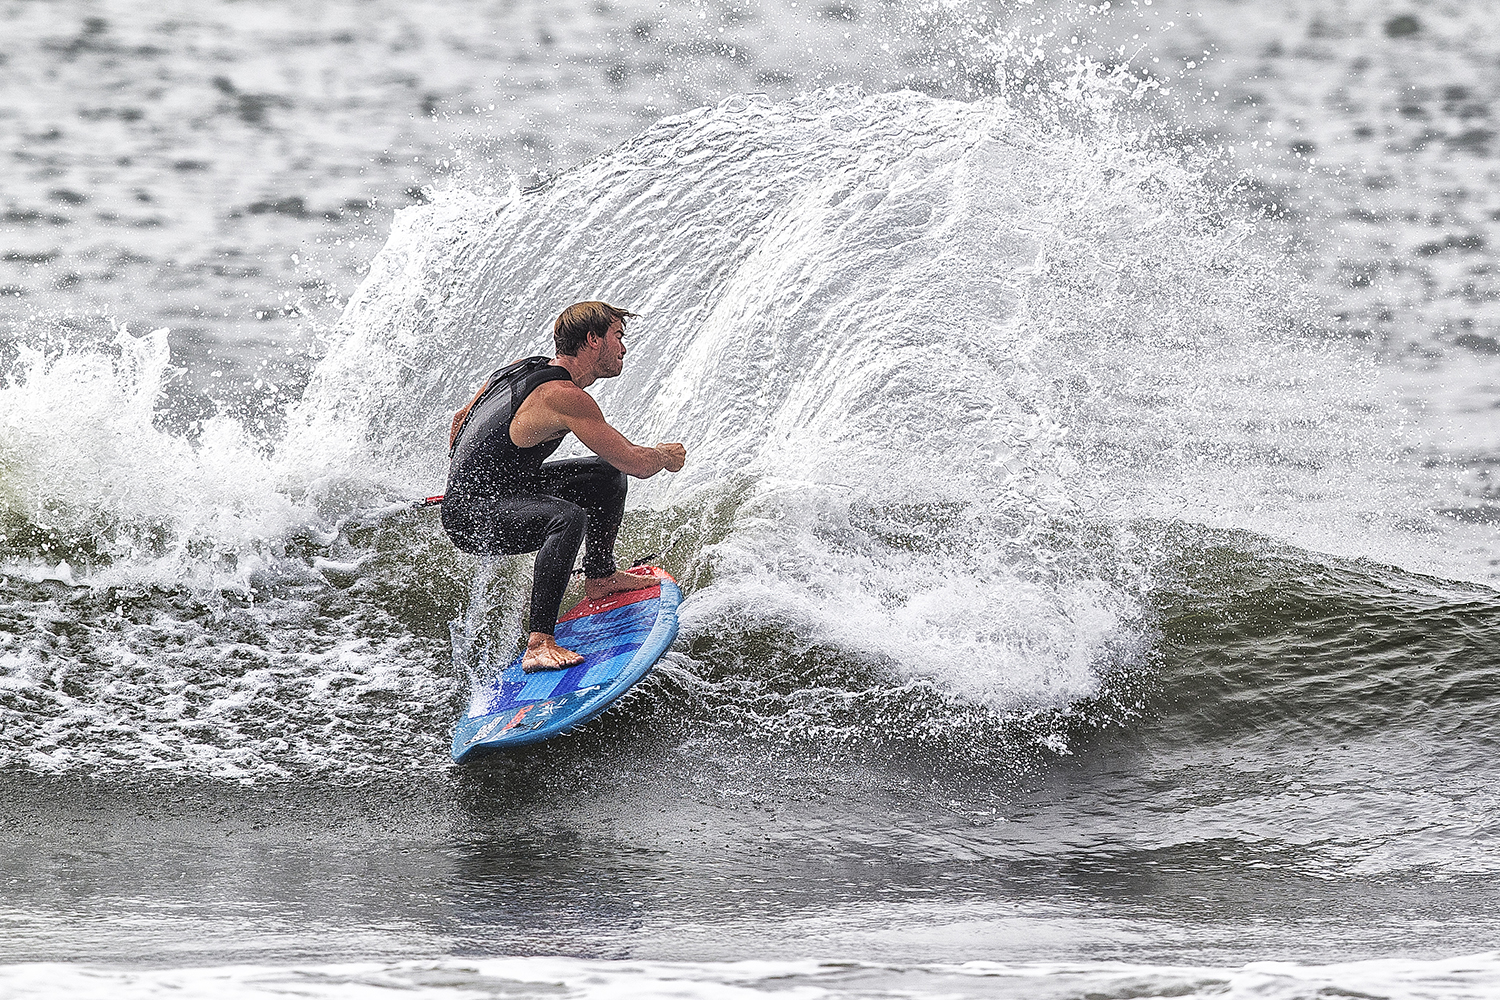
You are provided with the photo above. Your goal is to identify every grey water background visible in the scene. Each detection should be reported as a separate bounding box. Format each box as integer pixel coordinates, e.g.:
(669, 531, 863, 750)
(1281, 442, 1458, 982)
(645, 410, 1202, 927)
(3, 2, 1500, 998)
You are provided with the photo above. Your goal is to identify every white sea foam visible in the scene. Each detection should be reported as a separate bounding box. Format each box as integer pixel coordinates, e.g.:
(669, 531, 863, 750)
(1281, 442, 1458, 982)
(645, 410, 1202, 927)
(0, 328, 334, 594)
(0, 572, 455, 780)
(2, 953, 1497, 1000)
(676, 483, 1129, 714)
(0, 321, 452, 607)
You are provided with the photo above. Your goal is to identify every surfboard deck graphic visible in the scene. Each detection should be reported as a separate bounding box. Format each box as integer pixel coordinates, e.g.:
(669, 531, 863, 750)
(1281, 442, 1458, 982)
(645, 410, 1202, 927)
(450, 566, 680, 761)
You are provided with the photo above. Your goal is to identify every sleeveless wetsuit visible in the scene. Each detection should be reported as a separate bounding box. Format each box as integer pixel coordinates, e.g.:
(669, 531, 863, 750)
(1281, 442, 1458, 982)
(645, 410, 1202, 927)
(441, 357, 627, 636)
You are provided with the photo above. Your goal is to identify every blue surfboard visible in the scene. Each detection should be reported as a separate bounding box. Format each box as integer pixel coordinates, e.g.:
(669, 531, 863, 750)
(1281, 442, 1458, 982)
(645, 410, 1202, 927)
(451, 567, 681, 761)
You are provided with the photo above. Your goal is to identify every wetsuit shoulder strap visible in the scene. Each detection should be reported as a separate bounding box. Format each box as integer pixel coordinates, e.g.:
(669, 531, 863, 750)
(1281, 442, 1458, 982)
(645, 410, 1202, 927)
(448, 356, 567, 457)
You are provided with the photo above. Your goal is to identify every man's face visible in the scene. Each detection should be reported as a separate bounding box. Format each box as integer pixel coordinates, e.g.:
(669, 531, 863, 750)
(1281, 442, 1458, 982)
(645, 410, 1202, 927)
(592, 319, 627, 378)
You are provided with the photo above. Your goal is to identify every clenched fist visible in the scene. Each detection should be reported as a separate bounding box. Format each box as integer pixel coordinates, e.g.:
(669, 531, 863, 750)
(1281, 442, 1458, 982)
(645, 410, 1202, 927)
(654, 442, 687, 472)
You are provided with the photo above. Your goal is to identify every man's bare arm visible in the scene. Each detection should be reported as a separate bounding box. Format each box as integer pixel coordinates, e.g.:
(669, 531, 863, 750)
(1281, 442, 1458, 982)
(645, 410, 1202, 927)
(535, 383, 685, 478)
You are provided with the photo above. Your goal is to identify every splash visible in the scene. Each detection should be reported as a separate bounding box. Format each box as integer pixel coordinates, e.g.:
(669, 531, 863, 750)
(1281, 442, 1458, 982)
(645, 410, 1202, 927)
(283, 86, 1363, 722)
(2, 329, 278, 586)
(0, 325, 428, 594)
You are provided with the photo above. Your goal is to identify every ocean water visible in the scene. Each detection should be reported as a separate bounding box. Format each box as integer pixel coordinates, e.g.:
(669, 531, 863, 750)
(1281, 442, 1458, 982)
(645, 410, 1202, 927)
(3, 1, 1499, 998)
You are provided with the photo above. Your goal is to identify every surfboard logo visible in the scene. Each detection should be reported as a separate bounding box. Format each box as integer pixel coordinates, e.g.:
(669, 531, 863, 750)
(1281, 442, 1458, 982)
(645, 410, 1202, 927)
(497, 704, 535, 734)
(464, 713, 510, 746)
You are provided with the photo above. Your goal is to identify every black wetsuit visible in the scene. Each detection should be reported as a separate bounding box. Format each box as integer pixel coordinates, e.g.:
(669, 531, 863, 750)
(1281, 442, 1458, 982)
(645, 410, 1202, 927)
(441, 357, 626, 636)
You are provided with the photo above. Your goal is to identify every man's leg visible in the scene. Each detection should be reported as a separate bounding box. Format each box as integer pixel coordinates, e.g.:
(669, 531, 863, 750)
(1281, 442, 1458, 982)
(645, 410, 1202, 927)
(441, 492, 588, 671)
(515, 501, 585, 638)
(534, 458, 659, 599)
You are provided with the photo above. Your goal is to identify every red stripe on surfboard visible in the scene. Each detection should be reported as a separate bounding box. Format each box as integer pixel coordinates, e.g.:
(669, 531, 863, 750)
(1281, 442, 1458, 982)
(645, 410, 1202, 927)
(558, 566, 674, 623)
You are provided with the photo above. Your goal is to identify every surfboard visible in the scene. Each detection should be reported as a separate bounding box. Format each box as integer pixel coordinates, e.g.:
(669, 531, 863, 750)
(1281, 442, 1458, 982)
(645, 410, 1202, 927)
(450, 566, 681, 761)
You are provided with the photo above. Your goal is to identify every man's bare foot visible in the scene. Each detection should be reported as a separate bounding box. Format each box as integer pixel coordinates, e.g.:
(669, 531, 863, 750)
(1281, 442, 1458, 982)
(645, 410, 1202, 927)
(521, 632, 585, 673)
(583, 569, 660, 601)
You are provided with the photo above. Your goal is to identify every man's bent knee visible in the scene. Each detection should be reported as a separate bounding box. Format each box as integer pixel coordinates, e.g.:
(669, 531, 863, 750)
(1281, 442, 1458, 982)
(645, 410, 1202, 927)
(549, 502, 587, 541)
(605, 466, 628, 500)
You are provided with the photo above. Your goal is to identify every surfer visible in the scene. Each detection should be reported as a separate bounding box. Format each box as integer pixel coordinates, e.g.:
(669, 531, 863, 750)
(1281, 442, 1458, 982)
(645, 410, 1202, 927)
(441, 301, 687, 672)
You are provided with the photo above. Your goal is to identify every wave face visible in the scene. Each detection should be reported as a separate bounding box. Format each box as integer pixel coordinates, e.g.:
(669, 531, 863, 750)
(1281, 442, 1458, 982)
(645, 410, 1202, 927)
(0, 90, 1496, 823)
(3, 88, 1498, 788)
(290, 87, 1494, 742)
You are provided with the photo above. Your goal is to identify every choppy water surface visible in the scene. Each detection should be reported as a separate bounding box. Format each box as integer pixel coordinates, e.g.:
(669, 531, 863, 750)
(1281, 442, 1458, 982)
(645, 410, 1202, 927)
(2, 1, 1499, 998)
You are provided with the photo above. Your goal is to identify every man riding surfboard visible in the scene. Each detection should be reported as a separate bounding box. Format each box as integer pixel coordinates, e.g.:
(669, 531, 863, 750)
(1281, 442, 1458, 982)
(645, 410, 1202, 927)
(441, 302, 687, 671)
